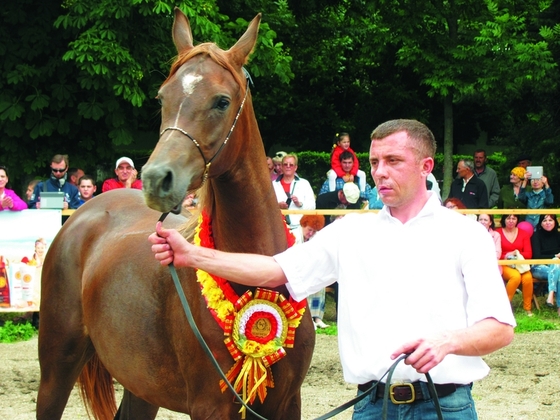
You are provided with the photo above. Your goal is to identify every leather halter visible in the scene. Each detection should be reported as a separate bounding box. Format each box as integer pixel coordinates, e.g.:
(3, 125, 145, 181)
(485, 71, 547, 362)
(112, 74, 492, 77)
(159, 68, 252, 186)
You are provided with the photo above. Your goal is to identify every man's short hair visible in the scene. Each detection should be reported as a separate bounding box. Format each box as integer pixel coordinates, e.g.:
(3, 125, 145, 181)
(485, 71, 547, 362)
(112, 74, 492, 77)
(474, 149, 487, 157)
(339, 150, 354, 162)
(461, 159, 475, 173)
(283, 153, 298, 166)
(52, 154, 69, 168)
(370, 119, 436, 159)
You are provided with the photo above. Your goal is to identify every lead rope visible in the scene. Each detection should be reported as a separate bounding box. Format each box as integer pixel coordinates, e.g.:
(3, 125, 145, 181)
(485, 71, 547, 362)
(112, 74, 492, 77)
(158, 212, 444, 420)
(158, 212, 268, 420)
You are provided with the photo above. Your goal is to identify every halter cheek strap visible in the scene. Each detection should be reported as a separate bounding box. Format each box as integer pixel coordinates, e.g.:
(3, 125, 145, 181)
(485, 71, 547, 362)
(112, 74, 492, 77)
(159, 69, 252, 186)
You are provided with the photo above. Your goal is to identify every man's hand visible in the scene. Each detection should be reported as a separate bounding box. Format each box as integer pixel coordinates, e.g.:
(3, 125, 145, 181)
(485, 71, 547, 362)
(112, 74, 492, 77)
(149, 221, 193, 267)
(390, 333, 452, 374)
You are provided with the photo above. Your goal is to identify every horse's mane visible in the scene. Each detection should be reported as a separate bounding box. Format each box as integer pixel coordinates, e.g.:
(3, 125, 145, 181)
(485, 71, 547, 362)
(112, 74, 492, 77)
(166, 43, 248, 240)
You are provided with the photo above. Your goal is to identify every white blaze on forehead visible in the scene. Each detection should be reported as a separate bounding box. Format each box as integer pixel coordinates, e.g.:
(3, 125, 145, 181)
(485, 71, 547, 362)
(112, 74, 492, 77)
(181, 73, 203, 95)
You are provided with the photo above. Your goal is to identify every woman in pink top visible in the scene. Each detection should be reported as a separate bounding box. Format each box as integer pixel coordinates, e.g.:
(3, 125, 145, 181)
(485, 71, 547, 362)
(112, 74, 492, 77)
(478, 213, 502, 274)
(497, 214, 534, 315)
(0, 166, 28, 211)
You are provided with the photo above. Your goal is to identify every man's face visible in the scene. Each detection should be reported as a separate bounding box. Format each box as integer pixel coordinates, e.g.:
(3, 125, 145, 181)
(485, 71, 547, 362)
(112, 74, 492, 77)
(456, 162, 469, 180)
(71, 169, 85, 185)
(369, 131, 432, 210)
(51, 161, 67, 180)
(473, 152, 486, 169)
(518, 159, 531, 169)
(266, 157, 273, 170)
(79, 180, 96, 200)
(115, 163, 134, 182)
(340, 158, 354, 173)
(282, 158, 297, 176)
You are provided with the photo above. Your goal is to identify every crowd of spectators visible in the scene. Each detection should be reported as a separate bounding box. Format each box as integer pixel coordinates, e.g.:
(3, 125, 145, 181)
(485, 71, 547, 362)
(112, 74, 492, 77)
(2, 138, 559, 321)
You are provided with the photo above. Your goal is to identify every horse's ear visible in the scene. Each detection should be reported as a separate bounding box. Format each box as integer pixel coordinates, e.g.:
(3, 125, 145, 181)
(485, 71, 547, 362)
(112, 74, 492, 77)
(172, 7, 194, 53)
(227, 14, 262, 68)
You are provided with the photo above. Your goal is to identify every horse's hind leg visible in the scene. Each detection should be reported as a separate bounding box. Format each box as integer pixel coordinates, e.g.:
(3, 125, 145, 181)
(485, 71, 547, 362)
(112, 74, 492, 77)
(114, 389, 159, 420)
(36, 328, 94, 419)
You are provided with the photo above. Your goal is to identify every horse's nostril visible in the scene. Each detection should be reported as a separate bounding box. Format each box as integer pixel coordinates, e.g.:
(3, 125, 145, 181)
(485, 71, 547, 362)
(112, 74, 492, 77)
(161, 171, 173, 193)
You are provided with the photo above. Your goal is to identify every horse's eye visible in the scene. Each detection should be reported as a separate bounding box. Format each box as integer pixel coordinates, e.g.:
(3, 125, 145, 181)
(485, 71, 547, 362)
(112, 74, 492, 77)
(215, 98, 230, 111)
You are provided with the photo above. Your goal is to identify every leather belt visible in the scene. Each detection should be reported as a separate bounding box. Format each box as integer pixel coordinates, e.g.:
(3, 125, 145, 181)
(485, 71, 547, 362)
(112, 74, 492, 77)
(358, 380, 460, 404)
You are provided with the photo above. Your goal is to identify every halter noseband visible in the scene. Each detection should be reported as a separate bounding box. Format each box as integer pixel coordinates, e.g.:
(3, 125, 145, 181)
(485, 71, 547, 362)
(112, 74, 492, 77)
(159, 68, 252, 186)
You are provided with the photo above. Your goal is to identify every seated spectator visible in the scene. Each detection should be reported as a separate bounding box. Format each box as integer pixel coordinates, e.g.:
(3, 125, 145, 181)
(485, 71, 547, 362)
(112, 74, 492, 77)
(102, 157, 143, 192)
(68, 168, 85, 186)
(266, 156, 277, 181)
(0, 166, 28, 211)
(443, 197, 478, 220)
(181, 193, 198, 213)
(448, 159, 488, 209)
(367, 186, 384, 210)
(443, 197, 466, 210)
(478, 213, 502, 274)
(517, 155, 532, 169)
(498, 167, 528, 209)
(77, 175, 97, 206)
(272, 153, 315, 229)
(327, 138, 367, 193)
(271, 151, 287, 180)
(318, 150, 372, 202)
(518, 171, 554, 229)
(28, 154, 80, 209)
(316, 182, 361, 226)
(530, 214, 560, 315)
(427, 173, 442, 202)
(292, 214, 328, 329)
(25, 180, 40, 204)
(497, 214, 534, 316)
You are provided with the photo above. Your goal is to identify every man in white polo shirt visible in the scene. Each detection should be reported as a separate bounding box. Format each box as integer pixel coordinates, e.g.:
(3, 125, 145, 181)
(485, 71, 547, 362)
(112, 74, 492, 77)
(150, 119, 515, 419)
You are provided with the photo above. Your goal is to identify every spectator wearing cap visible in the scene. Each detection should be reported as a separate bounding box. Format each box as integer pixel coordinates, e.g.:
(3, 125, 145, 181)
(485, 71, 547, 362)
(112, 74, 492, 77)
(498, 166, 529, 209)
(517, 155, 532, 169)
(316, 182, 361, 226)
(102, 157, 143, 192)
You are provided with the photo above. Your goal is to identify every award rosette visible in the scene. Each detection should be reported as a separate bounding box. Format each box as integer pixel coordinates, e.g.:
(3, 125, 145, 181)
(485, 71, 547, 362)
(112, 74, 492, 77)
(193, 212, 304, 417)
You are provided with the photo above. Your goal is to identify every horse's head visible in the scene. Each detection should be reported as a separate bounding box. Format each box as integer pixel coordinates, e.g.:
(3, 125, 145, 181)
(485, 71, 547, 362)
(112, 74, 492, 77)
(142, 8, 261, 213)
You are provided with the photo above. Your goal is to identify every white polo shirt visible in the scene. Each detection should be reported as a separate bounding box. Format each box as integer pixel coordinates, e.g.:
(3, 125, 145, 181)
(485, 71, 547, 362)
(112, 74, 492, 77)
(274, 192, 516, 385)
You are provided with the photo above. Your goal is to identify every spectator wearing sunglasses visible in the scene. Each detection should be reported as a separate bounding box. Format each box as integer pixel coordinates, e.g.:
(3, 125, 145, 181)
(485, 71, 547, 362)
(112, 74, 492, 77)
(272, 153, 315, 229)
(0, 166, 28, 211)
(28, 154, 80, 209)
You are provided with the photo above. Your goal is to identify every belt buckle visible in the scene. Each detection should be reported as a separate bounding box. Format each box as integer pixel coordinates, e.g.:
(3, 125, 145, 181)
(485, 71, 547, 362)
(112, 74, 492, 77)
(389, 383, 415, 404)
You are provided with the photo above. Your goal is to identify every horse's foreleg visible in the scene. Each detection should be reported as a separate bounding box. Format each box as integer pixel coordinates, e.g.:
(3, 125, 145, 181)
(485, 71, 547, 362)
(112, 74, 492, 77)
(114, 389, 159, 420)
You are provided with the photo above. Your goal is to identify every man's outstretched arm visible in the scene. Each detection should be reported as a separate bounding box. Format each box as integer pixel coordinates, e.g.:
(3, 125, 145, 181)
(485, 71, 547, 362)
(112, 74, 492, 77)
(149, 221, 287, 288)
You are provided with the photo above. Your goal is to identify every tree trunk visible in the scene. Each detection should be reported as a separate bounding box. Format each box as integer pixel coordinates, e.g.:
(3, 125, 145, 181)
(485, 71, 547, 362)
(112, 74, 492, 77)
(442, 93, 454, 200)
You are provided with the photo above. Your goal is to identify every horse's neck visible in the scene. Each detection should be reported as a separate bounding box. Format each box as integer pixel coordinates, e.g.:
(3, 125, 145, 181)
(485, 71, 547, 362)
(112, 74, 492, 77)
(209, 154, 287, 256)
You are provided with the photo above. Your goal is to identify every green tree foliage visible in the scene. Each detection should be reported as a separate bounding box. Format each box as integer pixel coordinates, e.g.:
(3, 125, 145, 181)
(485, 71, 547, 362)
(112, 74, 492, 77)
(365, 0, 558, 197)
(1, 0, 559, 197)
(0, 0, 293, 190)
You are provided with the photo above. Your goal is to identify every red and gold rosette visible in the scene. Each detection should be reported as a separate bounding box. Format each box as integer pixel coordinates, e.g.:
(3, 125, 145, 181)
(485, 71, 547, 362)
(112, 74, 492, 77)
(193, 212, 306, 418)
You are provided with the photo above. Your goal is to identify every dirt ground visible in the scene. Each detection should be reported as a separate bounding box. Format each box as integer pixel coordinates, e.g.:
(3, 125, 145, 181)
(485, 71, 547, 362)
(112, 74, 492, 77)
(1, 330, 559, 419)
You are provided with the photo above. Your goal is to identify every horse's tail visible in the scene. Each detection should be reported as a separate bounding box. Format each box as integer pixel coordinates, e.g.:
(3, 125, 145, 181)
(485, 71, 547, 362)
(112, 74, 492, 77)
(78, 352, 117, 420)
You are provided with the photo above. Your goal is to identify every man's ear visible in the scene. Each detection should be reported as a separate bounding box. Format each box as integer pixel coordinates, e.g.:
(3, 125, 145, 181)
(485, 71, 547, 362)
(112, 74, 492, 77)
(421, 157, 434, 176)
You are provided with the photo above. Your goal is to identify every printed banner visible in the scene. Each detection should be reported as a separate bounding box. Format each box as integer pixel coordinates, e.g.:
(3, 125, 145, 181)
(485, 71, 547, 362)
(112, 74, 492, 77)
(0, 210, 62, 312)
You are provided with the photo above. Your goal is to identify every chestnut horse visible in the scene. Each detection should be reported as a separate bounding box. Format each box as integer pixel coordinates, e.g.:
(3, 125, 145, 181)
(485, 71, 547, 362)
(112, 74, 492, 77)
(36, 9, 314, 420)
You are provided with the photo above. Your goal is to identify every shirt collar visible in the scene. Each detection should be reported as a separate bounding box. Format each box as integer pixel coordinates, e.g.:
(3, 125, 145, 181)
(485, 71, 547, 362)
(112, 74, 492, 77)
(379, 191, 440, 225)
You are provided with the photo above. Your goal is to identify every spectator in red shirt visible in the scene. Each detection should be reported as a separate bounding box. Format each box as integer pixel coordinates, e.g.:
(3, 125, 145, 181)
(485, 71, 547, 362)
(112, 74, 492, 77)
(102, 157, 142, 192)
